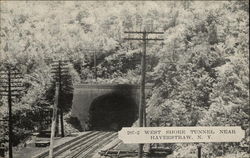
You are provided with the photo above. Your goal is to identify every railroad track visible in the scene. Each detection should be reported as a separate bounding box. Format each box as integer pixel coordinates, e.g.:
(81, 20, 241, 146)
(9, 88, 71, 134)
(50, 131, 117, 158)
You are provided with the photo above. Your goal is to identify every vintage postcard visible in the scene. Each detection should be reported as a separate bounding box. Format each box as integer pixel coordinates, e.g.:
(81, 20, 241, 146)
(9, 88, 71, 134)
(0, 1, 249, 158)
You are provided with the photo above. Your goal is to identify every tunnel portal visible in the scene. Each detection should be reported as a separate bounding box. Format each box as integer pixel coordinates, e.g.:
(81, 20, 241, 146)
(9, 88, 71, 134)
(89, 93, 138, 131)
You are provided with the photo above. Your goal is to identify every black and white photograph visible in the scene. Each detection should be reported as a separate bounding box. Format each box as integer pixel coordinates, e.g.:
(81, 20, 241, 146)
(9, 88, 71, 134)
(0, 1, 249, 158)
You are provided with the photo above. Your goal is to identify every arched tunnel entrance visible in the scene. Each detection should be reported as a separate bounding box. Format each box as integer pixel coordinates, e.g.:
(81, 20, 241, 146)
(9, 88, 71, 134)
(89, 93, 138, 131)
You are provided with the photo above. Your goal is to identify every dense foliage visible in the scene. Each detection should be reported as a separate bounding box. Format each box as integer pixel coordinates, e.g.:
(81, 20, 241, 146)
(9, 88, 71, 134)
(0, 1, 249, 156)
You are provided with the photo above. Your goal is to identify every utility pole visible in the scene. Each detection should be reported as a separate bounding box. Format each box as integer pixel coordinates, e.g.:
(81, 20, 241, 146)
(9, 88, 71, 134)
(7, 69, 12, 158)
(51, 60, 69, 137)
(93, 51, 97, 81)
(197, 145, 202, 158)
(58, 60, 64, 138)
(124, 30, 163, 158)
(49, 83, 59, 158)
(0, 66, 23, 158)
(83, 49, 103, 81)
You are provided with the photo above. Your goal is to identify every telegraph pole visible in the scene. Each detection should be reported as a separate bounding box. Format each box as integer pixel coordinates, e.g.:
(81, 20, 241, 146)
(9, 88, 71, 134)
(58, 60, 64, 137)
(124, 30, 163, 158)
(0, 66, 23, 158)
(93, 51, 97, 81)
(83, 49, 103, 81)
(7, 68, 13, 158)
(49, 83, 59, 158)
(51, 60, 69, 137)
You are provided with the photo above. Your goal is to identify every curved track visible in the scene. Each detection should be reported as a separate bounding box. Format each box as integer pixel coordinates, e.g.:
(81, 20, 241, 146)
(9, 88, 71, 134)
(51, 131, 117, 158)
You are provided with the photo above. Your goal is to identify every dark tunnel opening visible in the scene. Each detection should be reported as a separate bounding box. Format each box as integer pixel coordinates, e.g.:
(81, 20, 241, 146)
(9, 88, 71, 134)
(88, 93, 138, 131)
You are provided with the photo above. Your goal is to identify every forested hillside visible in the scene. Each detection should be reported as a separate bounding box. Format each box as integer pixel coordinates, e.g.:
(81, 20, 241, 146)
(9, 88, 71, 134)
(0, 1, 249, 156)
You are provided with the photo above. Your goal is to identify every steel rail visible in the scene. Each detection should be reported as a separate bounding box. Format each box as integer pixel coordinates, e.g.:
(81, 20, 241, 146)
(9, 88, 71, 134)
(55, 131, 105, 157)
(79, 133, 118, 158)
(70, 132, 117, 158)
(48, 131, 102, 158)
